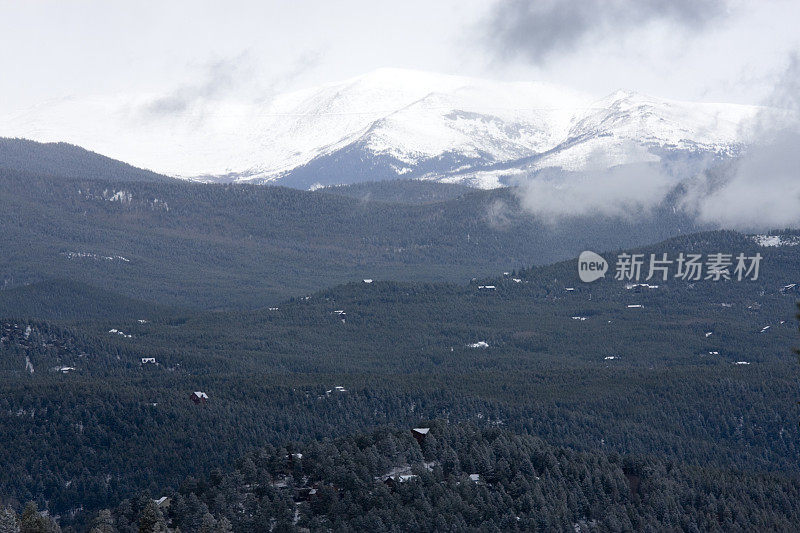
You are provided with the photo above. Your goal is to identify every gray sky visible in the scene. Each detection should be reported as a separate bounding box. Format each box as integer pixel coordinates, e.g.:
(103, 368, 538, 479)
(1, 0, 799, 116)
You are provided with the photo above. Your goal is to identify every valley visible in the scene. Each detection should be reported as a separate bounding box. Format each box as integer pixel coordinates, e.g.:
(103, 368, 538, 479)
(4, 4, 800, 531)
(0, 221, 797, 528)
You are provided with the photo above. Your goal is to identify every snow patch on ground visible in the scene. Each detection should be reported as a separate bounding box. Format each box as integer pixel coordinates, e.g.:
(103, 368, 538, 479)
(466, 341, 489, 348)
(62, 252, 130, 262)
(751, 234, 800, 247)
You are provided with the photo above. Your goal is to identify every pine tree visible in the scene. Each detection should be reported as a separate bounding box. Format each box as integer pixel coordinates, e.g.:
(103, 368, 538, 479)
(88, 509, 117, 533)
(0, 507, 19, 533)
(19, 503, 60, 533)
(137, 501, 166, 533)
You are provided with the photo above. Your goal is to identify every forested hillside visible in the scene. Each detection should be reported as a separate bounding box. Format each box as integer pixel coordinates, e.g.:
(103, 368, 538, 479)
(0, 138, 170, 183)
(317, 179, 472, 205)
(0, 168, 708, 309)
(0, 279, 176, 322)
(0, 230, 797, 530)
(104, 423, 800, 532)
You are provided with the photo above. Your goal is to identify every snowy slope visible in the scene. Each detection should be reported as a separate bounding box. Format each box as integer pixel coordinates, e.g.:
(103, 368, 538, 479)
(261, 72, 759, 189)
(532, 90, 754, 171)
(0, 68, 761, 189)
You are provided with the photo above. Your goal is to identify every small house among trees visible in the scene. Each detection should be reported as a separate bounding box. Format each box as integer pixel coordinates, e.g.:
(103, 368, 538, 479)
(411, 427, 430, 444)
(191, 391, 209, 404)
(154, 496, 171, 509)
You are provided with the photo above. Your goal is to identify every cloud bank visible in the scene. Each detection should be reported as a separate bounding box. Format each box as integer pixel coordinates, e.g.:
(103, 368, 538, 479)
(483, 0, 730, 64)
(512, 54, 800, 231)
(143, 56, 249, 117)
(687, 54, 800, 229)
(140, 51, 321, 119)
(513, 161, 677, 224)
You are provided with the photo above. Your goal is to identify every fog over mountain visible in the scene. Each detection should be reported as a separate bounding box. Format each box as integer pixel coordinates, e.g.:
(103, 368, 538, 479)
(5, 66, 796, 229)
(2, 68, 757, 185)
(685, 54, 800, 229)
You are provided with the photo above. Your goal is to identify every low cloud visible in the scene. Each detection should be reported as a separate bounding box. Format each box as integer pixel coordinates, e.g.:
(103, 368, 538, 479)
(141, 51, 321, 119)
(512, 53, 800, 231)
(514, 161, 676, 224)
(686, 54, 800, 229)
(483, 0, 729, 64)
(484, 198, 514, 229)
(143, 55, 249, 117)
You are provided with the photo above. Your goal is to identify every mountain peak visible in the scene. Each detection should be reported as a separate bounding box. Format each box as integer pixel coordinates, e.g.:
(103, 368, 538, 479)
(1, 70, 760, 188)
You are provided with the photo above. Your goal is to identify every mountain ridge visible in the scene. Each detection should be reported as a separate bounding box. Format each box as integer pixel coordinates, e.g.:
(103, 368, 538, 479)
(1, 68, 761, 189)
(0, 165, 710, 309)
(0, 137, 171, 183)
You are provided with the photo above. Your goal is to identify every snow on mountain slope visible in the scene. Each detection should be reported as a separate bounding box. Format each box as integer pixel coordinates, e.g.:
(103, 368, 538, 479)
(1, 68, 761, 189)
(532, 90, 755, 171)
(216, 68, 596, 185)
(241, 69, 480, 177)
(356, 76, 589, 163)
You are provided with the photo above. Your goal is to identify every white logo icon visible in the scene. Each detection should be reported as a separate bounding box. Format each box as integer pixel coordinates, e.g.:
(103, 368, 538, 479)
(578, 251, 608, 283)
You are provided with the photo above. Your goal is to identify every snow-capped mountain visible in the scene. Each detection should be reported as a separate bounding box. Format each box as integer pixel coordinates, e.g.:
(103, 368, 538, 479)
(1, 68, 760, 189)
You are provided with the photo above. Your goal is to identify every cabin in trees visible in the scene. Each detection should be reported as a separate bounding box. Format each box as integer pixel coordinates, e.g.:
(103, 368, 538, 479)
(191, 391, 209, 404)
(411, 427, 430, 444)
(154, 496, 171, 509)
(383, 474, 419, 488)
(780, 283, 798, 294)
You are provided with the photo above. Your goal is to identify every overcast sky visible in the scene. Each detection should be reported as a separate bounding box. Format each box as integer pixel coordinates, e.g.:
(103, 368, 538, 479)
(1, 0, 799, 116)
